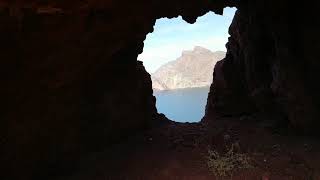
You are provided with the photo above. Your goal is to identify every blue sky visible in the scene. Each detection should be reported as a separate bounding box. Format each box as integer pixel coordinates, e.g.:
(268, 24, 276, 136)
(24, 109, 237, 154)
(138, 7, 236, 73)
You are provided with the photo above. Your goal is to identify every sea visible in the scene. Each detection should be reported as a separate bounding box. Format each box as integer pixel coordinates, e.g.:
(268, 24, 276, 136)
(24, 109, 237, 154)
(153, 86, 210, 122)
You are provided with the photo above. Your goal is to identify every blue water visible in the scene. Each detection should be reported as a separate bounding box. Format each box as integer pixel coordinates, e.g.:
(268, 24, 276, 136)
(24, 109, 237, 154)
(154, 86, 210, 122)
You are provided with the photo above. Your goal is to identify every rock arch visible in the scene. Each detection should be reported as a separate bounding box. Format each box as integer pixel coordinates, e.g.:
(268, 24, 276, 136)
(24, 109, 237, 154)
(1, 0, 320, 179)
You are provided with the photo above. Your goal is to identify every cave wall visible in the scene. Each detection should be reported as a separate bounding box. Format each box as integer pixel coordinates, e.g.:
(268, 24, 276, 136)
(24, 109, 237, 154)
(0, 0, 233, 179)
(2, 0, 320, 179)
(205, 1, 320, 134)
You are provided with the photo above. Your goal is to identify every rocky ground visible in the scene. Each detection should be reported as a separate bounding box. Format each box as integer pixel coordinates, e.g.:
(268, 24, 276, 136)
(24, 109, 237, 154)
(53, 114, 320, 180)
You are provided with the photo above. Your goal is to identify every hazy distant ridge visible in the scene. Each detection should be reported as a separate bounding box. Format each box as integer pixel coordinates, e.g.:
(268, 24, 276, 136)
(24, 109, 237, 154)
(151, 46, 226, 90)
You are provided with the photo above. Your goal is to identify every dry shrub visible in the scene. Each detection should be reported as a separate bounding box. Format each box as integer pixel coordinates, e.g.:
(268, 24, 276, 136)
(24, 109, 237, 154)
(207, 143, 252, 178)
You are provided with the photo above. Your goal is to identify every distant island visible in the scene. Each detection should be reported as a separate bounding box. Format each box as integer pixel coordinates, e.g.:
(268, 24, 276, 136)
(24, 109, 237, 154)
(151, 46, 226, 90)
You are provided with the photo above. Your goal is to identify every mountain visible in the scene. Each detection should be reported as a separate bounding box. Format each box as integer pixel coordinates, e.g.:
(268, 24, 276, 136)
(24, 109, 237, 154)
(151, 46, 226, 90)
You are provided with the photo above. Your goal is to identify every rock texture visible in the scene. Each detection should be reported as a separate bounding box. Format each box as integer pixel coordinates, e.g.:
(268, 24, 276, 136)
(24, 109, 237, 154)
(0, 1, 232, 180)
(1, 0, 320, 179)
(151, 46, 225, 90)
(205, 1, 320, 134)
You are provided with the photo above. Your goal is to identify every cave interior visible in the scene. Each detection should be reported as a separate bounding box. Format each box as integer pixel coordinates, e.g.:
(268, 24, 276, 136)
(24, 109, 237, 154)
(1, 0, 320, 179)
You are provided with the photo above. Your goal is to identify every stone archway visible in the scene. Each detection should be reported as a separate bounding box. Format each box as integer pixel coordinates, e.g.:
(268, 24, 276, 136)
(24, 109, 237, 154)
(2, 0, 320, 179)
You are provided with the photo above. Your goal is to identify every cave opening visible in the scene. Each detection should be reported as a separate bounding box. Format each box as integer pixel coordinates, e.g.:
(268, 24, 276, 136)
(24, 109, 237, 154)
(138, 7, 236, 123)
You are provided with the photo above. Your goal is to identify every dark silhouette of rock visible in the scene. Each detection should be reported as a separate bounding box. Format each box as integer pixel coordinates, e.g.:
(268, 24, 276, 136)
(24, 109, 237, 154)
(204, 2, 320, 134)
(0, 1, 229, 179)
(1, 0, 320, 179)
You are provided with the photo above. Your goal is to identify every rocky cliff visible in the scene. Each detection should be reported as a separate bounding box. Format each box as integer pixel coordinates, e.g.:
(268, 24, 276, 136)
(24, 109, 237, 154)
(151, 46, 225, 90)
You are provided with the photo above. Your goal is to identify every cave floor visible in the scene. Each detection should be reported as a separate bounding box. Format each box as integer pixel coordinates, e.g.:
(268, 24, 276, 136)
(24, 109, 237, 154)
(56, 115, 320, 180)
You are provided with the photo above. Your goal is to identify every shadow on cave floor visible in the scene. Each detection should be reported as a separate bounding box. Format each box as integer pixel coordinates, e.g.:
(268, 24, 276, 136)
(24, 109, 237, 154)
(54, 115, 320, 180)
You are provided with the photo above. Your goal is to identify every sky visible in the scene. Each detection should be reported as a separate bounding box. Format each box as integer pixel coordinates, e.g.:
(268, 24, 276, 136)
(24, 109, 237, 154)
(138, 7, 237, 73)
